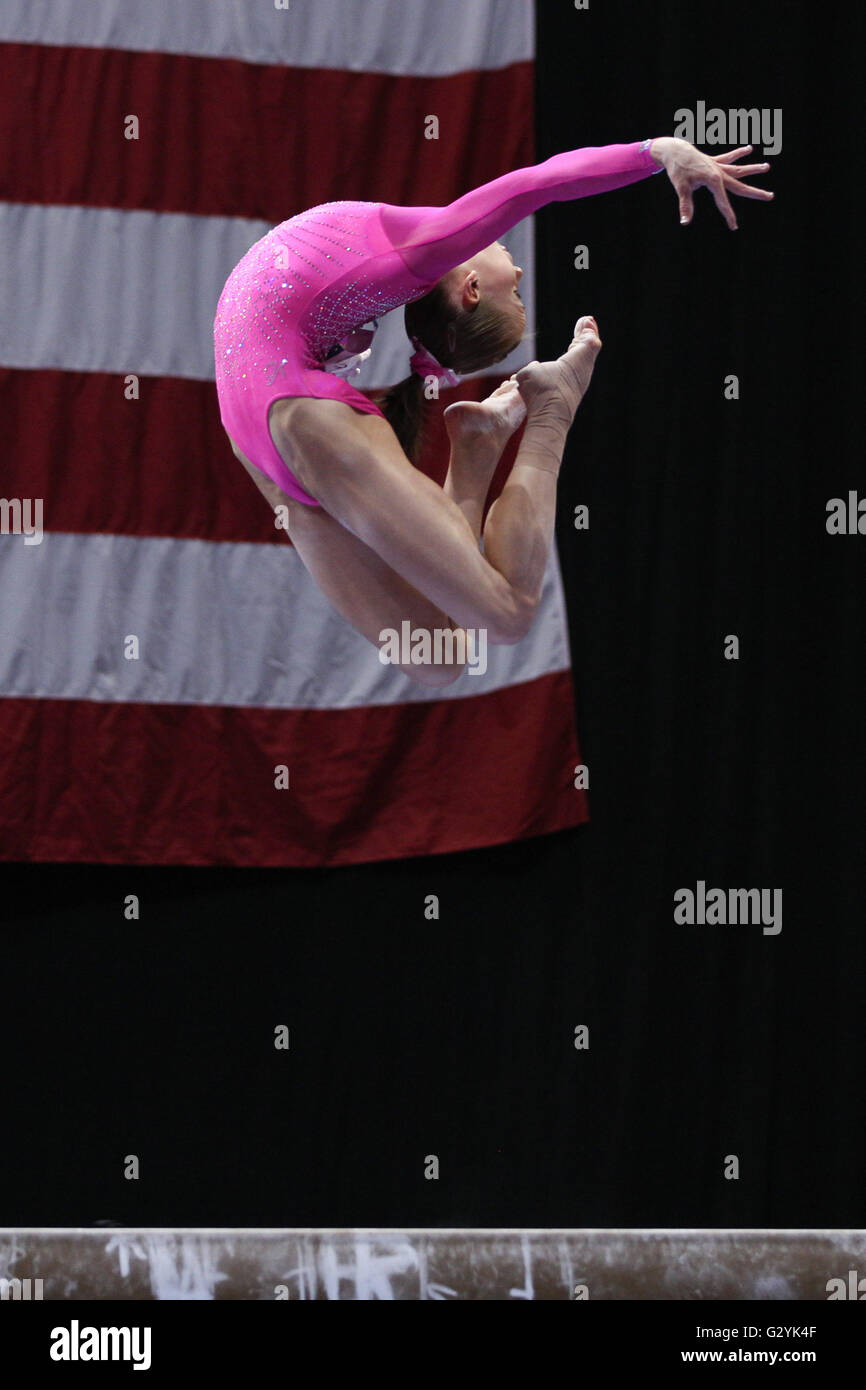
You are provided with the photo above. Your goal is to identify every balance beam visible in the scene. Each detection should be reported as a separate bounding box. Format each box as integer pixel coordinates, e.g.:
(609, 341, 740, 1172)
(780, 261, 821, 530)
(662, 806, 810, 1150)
(1, 1228, 864, 1300)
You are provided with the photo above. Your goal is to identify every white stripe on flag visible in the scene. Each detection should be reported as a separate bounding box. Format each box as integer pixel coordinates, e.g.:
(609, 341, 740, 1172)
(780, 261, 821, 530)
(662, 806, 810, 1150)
(0, 0, 533, 77)
(0, 203, 535, 386)
(0, 534, 571, 710)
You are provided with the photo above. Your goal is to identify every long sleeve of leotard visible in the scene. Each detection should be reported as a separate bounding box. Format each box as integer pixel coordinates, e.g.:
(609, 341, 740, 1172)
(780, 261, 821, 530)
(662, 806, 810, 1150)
(380, 140, 664, 283)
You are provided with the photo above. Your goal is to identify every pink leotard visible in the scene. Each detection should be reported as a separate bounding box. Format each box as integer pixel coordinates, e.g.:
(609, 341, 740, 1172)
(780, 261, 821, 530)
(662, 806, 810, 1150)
(213, 139, 663, 506)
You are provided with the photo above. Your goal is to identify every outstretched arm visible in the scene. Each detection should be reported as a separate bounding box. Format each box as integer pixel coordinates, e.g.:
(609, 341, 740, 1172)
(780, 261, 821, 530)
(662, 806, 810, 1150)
(380, 137, 774, 281)
(380, 140, 662, 281)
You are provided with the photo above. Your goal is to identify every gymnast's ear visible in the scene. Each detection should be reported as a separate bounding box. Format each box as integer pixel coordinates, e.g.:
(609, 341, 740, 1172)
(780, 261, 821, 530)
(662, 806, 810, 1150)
(455, 269, 481, 311)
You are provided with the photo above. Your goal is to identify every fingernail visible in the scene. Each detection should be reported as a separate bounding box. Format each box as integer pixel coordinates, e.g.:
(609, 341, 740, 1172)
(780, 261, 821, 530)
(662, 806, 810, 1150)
(680, 216, 688, 224)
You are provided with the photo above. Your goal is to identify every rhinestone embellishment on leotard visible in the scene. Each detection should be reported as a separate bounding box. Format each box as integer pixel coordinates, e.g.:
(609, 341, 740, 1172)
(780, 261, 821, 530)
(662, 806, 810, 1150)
(214, 201, 427, 396)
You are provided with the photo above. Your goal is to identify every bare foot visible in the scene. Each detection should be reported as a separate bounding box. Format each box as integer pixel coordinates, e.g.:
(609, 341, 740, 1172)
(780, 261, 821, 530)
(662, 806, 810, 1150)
(444, 377, 527, 455)
(514, 316, 602, 422)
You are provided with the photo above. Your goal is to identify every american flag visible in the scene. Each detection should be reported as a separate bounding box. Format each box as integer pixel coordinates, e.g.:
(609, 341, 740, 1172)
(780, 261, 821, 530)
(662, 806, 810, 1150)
(0, 0, 588, 866)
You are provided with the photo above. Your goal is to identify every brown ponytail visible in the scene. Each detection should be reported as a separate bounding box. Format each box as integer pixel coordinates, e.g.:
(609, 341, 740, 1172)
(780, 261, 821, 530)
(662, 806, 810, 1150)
(372, 372, 428, 464)
(371, 280, 524, 464)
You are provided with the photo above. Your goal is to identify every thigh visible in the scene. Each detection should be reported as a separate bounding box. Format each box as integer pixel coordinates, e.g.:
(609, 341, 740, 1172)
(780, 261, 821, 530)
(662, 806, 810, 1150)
(272, 396, 528, 643)
(227, 429, 466, 683)
(287, 501, 469, 681)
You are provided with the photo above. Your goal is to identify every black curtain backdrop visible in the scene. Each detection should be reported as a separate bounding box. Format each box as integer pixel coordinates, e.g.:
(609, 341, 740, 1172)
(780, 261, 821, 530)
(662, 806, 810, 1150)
(3, 0, 864, 1229)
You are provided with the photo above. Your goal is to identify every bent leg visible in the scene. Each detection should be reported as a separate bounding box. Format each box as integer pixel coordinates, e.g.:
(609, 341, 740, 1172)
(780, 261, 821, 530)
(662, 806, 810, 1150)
(270, 397, 531, 643)
(285, 499, 472, 686)
(442, 377, 526, 538)
(274, 317, 601, 645)
(227, 433, 468, 686)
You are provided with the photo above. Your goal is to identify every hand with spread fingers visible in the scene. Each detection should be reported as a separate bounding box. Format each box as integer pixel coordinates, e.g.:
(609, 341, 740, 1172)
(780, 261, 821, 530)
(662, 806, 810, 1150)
(649, 137, 774, 229)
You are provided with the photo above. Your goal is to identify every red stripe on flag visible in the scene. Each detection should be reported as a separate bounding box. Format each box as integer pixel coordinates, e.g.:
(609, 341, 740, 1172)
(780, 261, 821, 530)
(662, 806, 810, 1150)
(1, 367, 524, 542)
(0, 676, 588, 867)
(0, 44, 533, 220)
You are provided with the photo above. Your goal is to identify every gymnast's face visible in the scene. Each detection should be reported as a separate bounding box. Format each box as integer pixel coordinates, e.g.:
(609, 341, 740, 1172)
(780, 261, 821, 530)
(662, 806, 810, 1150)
(454, 241, 526, 329)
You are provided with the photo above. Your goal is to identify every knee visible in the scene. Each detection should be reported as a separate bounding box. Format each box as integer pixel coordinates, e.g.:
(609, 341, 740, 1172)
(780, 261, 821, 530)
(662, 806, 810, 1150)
(488, 600, 536, 646)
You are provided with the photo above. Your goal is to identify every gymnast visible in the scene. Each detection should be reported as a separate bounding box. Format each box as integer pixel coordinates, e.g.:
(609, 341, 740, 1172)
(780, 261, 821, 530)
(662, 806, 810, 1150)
(214, 136, 772, 684)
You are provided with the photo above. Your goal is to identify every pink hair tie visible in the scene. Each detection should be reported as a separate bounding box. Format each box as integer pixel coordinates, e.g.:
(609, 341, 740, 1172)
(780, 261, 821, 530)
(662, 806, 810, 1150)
(409, 337, 461, 388)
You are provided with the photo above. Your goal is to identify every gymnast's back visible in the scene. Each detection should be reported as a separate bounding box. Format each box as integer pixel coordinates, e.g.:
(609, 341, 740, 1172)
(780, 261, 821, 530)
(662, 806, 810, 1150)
(213, 143, 661, 503)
